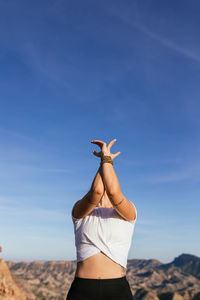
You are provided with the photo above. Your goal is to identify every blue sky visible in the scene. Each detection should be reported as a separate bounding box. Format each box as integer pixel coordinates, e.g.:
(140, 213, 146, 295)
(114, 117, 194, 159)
(0, 0, 200, 264)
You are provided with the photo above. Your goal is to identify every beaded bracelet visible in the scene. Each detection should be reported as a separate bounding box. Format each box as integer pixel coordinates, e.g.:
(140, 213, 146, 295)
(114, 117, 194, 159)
(100, 155, 113, 167)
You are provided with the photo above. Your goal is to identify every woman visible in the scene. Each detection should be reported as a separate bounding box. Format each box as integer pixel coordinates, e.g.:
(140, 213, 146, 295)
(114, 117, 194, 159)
(66, 139, 137, 300)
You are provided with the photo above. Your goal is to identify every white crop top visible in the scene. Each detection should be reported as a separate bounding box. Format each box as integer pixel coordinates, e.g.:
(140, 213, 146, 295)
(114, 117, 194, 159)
(72, 205, 137, 268)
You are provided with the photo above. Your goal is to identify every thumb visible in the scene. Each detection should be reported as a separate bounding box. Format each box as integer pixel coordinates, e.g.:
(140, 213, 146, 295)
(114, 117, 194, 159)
(92, 150, 100, 157)
(113, 151, 121, 159)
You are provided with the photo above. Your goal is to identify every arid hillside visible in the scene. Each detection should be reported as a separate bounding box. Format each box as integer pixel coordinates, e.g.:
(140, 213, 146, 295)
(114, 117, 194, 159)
(0, 259, 26, 300)
(3, 253, 200, 300)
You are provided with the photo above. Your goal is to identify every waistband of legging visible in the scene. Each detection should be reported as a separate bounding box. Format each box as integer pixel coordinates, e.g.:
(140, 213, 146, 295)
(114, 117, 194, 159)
(74, 276, 127, 283)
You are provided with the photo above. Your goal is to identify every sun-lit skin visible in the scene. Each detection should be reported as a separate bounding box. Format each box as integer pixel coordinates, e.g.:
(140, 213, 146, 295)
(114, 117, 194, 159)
(96, 189, 113, 208)
(75, 190, 127, 279)
(75, 139, 127, 279)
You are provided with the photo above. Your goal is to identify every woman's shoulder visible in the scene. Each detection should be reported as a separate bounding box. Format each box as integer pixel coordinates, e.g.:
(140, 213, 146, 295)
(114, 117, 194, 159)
(72, 206, 134, 223)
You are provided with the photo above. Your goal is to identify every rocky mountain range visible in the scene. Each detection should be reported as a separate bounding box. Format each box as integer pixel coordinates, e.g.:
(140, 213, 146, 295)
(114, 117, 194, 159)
(0, 253, 200, 299)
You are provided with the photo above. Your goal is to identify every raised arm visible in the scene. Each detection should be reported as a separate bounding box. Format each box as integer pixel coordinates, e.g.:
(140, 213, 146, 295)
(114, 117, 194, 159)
(91, 139, 136, 221)
(101, 162, 136, 221)
(72, 165, 104, 219)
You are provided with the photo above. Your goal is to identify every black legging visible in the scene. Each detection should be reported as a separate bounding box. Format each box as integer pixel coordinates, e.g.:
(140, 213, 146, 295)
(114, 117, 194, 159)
(66, 276, 133, 300)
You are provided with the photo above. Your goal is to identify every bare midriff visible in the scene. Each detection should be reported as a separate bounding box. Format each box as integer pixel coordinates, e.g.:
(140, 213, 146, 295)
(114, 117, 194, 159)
(75, 251, 126, 279)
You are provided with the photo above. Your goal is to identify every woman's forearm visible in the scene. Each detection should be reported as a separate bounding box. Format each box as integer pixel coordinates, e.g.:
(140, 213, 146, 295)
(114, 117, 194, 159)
(101, 162, 121, 195)
(90, 165, 104, 193)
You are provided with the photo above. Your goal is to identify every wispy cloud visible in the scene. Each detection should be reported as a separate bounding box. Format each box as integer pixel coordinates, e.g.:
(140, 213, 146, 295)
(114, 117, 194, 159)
(147, 171, 194, 183)
(121, 157, 183, 167)
(0, 127, 72, 177)
(133, 22, 200, 63)
(109, 7, 200, 64)
(0, 162, 70, 174)
(32, 167, 70, 173)
(0, 196, 22, 206)
(21, 42, 70, 87)
(0, 204, 70, 223)
(137, 220, 156, 225)
(140, 163, 200, 183)
(0, 127, 50, 150)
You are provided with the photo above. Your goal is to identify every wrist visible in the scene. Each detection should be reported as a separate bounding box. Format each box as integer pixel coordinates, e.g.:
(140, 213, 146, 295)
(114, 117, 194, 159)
(100, 155, 113, 167)
(101, 153, 112, 158)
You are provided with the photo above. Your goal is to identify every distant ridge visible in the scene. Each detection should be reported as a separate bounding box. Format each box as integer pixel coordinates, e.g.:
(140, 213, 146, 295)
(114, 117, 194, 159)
(171, 253, 200, 279)
(4, 253, 200, 300)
